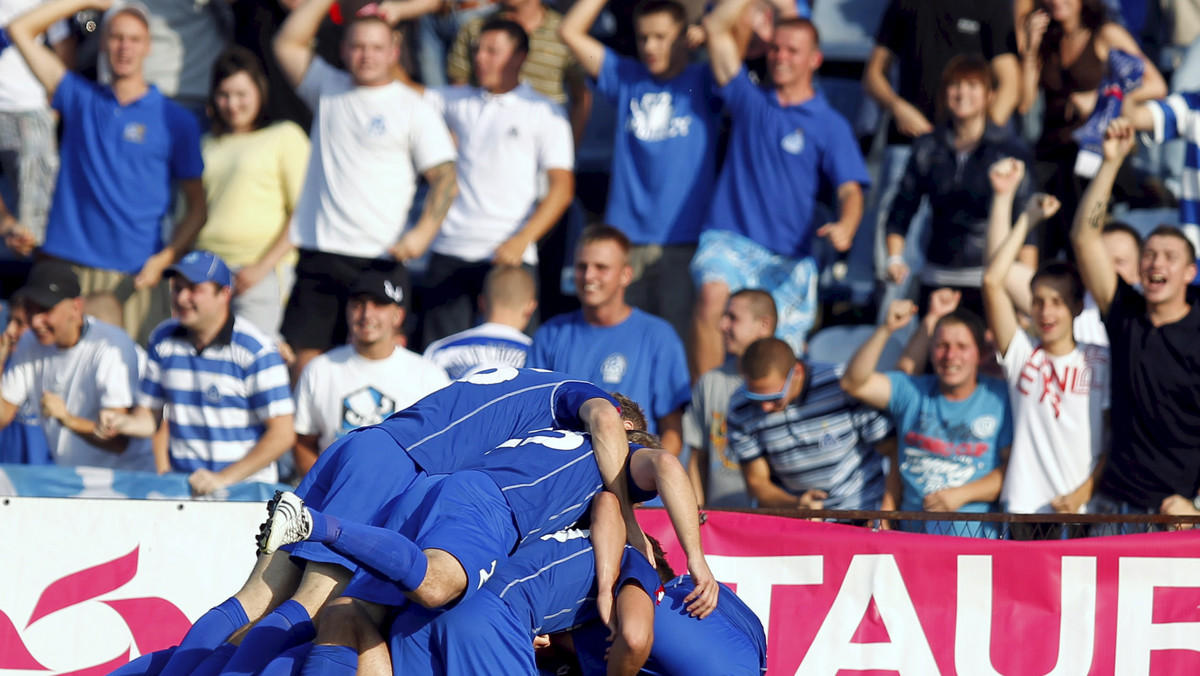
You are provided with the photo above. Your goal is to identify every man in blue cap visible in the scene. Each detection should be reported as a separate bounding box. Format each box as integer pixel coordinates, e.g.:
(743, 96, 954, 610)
(100, 250, 295, 496)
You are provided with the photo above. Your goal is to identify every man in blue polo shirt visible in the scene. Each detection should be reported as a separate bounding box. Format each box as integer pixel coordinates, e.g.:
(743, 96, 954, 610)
(7, 0, 207, 344)
(559, 0, 723, 342)
(688, 0, 870, 377)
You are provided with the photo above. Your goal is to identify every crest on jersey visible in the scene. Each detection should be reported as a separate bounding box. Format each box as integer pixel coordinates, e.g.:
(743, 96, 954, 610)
(971, 415, 998, 439)
(600, 353, 627, 384)
(781, 128, 804, 155)
(123, 123, 146, 144)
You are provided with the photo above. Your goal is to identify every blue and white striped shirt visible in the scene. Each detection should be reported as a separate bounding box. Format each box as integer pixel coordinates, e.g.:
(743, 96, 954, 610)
(1147, 93, 1200, 274)
(422, 322, 531, 380)
(726, 362, 892, 510)
(140, 316, 293, 482)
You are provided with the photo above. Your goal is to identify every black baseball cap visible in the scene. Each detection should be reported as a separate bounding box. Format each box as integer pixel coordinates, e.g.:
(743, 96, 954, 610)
(17, 261, 81, 309)
(349, 271, 406, 306)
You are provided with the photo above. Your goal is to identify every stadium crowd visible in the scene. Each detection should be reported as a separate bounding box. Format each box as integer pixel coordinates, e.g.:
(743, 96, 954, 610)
(3, 0, 1200, 672)
(1, 0, 1200, 539)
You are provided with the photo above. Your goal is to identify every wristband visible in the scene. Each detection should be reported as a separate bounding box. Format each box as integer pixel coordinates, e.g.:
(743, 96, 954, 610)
(885, 255, 906, 269)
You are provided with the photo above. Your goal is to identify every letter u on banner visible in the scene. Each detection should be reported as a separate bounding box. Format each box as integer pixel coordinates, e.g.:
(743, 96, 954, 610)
(955, 555, 1096, 675)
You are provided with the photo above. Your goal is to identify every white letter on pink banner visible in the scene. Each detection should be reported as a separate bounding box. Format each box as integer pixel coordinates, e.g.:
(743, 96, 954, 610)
(1115, 557, 1200, 675)
(706, 555, 823, 638)
(796, 554, 937, 675)
(955, 555, 1096, 675)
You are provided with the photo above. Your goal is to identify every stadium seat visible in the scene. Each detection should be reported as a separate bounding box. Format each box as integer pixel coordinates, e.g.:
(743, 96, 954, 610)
(806, 322, 910, 369)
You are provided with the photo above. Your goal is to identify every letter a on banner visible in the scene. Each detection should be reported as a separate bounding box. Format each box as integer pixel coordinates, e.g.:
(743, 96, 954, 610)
(955, 555, 1096, 675)
(797, 554, 938, 675)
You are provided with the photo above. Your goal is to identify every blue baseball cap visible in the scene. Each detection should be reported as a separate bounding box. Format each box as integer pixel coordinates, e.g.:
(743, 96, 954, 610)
(167, 251, 232, 288)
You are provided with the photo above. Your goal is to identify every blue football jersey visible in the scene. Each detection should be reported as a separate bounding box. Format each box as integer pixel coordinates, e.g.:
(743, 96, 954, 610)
(489, 532, 662, 637)
(464, 429, 604, 541)
(374, 366, 615, 473)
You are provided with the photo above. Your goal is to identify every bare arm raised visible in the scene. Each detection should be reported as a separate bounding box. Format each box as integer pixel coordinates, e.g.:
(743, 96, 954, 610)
(558, 0, 608, 79)
(7, 0, 102, 99)
(983, 158, 1060, 357)
(273, 0, 336, 88)
(1071, 118, 1136, 315)
(703, 0, 757, 87)
(841, 300, 917, 409)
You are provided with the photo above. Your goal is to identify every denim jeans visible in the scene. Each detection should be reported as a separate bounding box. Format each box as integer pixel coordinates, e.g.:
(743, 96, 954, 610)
(869, 144, 930, 322)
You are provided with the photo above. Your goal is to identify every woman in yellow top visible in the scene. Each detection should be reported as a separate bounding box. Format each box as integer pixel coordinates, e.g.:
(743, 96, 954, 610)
(198, 46, 310, 339)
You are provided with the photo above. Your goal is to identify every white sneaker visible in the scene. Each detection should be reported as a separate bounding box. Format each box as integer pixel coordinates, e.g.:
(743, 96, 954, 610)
(258, 490, 313, 554)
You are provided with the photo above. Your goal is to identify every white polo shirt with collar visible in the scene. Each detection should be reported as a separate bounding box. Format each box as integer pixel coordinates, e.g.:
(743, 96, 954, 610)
(425, 82, 574, 265)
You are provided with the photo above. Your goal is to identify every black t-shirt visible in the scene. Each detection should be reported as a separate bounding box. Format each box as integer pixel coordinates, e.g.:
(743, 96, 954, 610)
(874, 0, 1017, 146)
(1099, 279, 1200, 509)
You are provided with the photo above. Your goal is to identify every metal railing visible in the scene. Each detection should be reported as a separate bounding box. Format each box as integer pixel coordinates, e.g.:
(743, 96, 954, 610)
(700, 508, 1200, 539)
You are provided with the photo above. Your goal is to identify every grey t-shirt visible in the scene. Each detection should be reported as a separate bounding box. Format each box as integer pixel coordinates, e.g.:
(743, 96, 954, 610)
(683, 359, 753, 508)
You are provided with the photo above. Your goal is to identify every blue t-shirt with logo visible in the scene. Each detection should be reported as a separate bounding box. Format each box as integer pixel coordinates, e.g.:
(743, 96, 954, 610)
(704, 69, 869, 259)
(594, 48, 721, 246)
(885, 373, 1013, 537)
(47, 73, 203, 273)
(528, 309, 690, 433)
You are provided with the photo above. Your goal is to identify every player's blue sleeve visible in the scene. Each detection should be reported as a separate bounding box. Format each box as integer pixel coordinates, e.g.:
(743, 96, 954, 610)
(550, 380, 618, 429)
(624, 446, 660, 503)
(616, 546, 663, 601)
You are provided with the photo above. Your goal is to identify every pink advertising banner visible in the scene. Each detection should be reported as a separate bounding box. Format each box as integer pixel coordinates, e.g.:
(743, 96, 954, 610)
(636, 509, 1200, 676)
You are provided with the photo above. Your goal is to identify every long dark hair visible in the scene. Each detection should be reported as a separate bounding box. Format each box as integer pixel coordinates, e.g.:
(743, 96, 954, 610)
(1037, 0, 1111, 64)
(207, 46, 270, 136)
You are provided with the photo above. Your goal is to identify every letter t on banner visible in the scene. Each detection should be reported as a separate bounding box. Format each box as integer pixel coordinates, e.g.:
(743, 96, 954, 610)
(705, 555, 823, 638)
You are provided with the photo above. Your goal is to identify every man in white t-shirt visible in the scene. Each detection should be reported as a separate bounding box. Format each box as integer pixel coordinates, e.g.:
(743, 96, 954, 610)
(0, 261, 148, 470)
(293, 271, 450, 477)
(273, 0, 458, 379)
(423, 264, 536, 380)
(985, 159, 1110, 537)
(419, 17, 574, 347)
